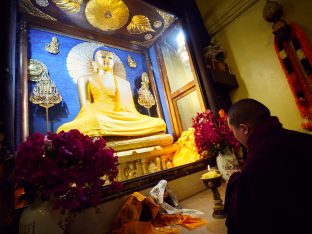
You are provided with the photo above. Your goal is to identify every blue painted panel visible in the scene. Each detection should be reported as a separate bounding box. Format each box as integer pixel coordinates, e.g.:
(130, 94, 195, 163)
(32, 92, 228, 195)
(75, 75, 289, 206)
(27, 28, 153, 135)
(149, 46, 173, 135)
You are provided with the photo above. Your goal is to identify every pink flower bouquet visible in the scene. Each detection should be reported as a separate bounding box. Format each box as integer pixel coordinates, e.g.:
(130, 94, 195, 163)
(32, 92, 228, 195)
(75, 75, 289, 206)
(15, 129, 121, 212)
(192, 109, 240, 165)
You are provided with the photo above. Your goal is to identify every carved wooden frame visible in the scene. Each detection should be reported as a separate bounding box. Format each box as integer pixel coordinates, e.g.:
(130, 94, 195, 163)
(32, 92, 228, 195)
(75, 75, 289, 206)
(16, 14, 208, 205)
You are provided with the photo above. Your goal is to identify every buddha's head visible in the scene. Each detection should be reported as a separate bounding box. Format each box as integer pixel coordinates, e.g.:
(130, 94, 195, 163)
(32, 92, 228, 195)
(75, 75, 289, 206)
(93, 48, 114, 72)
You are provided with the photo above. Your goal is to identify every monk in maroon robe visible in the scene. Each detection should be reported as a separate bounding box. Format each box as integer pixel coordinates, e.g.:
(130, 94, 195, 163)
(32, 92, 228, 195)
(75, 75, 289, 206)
(225, 98, 312, 234)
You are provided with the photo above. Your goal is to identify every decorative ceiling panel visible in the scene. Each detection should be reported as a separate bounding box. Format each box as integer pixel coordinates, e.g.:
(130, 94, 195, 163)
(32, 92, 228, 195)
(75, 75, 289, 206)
(19, 0, 177, 49)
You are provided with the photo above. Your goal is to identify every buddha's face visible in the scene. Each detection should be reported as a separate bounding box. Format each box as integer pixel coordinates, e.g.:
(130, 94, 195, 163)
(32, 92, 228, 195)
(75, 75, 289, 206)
(94, 51, 114, 71)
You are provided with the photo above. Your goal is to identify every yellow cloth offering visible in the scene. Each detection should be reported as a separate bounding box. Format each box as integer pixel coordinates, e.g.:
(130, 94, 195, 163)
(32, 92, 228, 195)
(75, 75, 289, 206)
(172, 128, 201, 167)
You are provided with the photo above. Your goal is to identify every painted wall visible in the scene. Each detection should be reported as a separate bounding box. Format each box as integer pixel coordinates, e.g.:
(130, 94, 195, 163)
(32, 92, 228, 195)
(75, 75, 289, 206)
(197, 0, 312, 133)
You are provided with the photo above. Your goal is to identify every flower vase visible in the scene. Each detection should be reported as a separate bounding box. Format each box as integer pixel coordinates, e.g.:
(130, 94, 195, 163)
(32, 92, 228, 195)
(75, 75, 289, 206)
(216, 151, 239, 181)
(19, 201, 67, 234)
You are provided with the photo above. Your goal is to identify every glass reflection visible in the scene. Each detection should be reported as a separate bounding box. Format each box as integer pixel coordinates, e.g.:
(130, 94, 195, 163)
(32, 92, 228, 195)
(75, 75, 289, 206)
(160, 25, 194, 93)
(176, 91, 202, 131)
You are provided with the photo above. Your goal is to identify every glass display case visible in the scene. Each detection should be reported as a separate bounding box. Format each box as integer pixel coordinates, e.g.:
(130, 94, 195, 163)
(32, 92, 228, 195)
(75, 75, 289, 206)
(5, 0, 235, 209)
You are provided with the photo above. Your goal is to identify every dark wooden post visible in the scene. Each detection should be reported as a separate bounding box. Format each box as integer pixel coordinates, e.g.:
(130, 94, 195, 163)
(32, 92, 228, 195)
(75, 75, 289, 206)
(0, 0, 17, 233)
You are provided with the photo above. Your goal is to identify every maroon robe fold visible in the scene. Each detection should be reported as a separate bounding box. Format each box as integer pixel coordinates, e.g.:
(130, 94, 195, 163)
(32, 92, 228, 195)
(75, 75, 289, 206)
(224, 117, 312, 234)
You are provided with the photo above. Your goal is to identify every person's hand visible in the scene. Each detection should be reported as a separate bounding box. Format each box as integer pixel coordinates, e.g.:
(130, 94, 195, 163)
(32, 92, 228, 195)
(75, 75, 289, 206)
(229, 167, 241, 177)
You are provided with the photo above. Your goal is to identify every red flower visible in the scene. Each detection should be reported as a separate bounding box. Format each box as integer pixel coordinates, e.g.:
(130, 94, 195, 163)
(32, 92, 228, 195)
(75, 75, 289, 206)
(15, 130, 122, 212)
(192, 109, 240, 164)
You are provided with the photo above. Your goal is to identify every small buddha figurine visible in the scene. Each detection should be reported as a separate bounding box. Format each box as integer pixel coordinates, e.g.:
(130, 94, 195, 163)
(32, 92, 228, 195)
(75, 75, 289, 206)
(124, 162, 137, 179)
(138, 72, 156, 109)
(57, 47, 166, 137)
(45, 36, 60, 54)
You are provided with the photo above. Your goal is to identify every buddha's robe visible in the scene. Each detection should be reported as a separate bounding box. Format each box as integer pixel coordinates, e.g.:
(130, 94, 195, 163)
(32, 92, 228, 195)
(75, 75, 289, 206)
(57, 75, 166, 137)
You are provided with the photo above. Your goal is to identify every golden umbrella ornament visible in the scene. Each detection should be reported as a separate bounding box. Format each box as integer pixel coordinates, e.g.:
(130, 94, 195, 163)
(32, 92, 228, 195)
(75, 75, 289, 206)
(29, 72, 62, 132)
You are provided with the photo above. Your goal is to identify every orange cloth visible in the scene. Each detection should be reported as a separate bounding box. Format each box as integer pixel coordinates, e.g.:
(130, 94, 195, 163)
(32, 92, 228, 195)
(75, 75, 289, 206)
(112, 192, 207, 234)
(154, 213, 207, 230)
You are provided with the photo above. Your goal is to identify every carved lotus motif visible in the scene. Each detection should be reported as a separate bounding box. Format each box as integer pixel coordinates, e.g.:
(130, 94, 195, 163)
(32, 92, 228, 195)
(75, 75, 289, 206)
(85, 0, 129, 31)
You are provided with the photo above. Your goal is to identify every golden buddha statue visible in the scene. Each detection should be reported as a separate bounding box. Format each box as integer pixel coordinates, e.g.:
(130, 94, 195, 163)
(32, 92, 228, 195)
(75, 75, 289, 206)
(57, 48, 166, 137)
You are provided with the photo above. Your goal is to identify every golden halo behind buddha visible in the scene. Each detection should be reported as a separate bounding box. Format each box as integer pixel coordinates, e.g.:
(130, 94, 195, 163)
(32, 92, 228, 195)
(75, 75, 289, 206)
(66, 42, 126, 83)
(85, 0, 129, 31)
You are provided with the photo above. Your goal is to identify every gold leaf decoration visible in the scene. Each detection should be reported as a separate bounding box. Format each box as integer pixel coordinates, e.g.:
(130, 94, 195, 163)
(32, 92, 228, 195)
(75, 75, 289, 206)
(130, 10, 176, 48)
(52, 0, 82, 14)
(85, 0, 129, 31)
(19, 0, 57, 21)
(127, 15, 155, 34)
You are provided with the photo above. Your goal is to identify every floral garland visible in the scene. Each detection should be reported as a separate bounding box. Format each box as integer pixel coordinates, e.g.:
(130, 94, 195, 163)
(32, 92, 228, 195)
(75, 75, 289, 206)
(274, 23, 312, 130)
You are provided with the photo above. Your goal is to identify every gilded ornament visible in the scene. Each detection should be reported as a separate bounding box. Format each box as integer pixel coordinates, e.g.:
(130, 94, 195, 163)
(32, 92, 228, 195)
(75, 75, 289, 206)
(28, 59, 48, 82)
(45, 36, 60, 54)
(35, 0, 49, 7)
(85, 0, 129, 31)
(138, 72, 156, 110)
(51, 0, 82, 14)
(130, 9, 176, 47)
(29, 71, 62, 132)
(106, 134, 174, 152)
(148, 160, 157, 173)
(153, 20, 162, 29)
(30, 75, 62, 109)
(157, 9, 176, 28)
(66, 42, 126, 83)
(126, 15, 155, 34)
(19, 0, 57, 21)
(124, 162, 138, 179)
(144, 34, 153, 40)
(127, 55, 137, 68)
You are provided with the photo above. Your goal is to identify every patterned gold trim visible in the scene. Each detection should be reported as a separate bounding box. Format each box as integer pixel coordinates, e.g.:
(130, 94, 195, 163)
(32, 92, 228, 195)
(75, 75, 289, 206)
(85, 0, 129, 31)
(51, 0, 82, 14)
(19, 0, 57, 21)
(153, 20, 162, 29)
(116, 144, 178, 163)
(130, 9, 176, 47)
(127, 15, 155, 34)
(106, 134, 174, 152)
(144, 33, 153, 40)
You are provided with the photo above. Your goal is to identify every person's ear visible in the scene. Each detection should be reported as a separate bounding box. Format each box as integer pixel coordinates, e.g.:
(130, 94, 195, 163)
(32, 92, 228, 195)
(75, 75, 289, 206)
(239, 123, 250, 135)
(92, 61, 98, 73)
